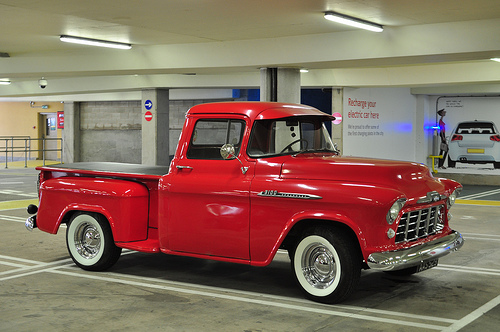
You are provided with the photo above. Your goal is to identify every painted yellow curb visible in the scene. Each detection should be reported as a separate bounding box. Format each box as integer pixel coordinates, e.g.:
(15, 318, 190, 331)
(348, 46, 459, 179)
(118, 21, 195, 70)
(456, 199, 500, 206)
(0, 199, 38, 211)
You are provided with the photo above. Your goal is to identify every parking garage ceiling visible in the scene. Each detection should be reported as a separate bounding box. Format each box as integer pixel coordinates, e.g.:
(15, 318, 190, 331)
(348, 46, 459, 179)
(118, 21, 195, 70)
(1, 0, 500, 99)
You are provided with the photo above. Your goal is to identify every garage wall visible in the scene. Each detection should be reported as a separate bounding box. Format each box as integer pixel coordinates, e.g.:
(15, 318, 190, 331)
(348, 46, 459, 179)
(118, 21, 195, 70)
(80, 101, 142, 163)
(78, 98, 233, 163)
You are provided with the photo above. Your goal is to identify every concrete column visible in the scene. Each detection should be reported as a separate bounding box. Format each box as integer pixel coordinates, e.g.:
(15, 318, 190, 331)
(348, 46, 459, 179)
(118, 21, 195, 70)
(62, 102, 80, 163)
(141, 89, 170, 166)
(260, 68, 300, 103)
(331, 88, 344, 153)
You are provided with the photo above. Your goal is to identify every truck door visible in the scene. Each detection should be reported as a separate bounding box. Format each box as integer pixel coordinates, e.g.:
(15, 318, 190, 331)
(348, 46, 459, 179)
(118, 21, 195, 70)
(163, 116, 252, 260)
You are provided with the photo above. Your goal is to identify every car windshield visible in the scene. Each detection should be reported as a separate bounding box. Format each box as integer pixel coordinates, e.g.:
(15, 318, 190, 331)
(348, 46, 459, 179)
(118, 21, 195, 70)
(247, 116, 338, 158)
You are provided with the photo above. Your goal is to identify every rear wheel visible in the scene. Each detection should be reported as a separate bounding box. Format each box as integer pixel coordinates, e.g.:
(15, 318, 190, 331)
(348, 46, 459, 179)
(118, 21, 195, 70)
(66, 212, 122, 271)
(291, 227, 361, 304)
(494, 162, 500, 169)
(447, 156, 456, 168)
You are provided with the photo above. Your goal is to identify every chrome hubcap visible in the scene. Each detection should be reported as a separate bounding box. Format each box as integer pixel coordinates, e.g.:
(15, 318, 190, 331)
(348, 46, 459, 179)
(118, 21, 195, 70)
(301, 243, 337, 289)
(74, 222, 101, 259)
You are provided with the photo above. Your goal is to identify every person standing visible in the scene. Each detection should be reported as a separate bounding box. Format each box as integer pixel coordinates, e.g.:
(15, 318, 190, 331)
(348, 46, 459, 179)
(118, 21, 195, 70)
(437, 109, 448, 168)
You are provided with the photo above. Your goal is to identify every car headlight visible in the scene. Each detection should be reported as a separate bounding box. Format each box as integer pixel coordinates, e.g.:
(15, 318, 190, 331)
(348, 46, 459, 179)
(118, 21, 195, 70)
(386, 198, 407, 224)
(447, 188, 462, 208)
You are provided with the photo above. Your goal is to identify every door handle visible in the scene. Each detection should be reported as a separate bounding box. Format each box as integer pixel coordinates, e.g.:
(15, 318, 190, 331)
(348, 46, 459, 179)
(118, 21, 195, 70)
(176, 165, 193, 170)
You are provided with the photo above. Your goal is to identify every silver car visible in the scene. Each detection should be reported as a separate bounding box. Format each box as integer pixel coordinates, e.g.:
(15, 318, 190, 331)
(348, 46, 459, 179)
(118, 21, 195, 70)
(448, 120, 500, 168)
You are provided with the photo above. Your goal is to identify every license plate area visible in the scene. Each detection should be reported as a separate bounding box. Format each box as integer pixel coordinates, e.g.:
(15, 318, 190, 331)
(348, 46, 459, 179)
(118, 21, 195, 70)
(417, 258, 439, 272)
(467, 148, 485, 154)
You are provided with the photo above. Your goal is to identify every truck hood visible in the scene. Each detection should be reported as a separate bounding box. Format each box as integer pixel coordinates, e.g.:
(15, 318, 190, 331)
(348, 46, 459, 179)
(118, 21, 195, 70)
(280, 154, 444, 198)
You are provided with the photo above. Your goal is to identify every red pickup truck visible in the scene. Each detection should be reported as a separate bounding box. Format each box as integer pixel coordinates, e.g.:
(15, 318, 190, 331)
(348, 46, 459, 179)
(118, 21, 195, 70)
(26, 101, 463, 303)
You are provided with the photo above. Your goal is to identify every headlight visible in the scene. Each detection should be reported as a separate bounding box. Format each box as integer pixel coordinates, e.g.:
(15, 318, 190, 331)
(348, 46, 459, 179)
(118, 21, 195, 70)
(447, 188, 462, 208)
(386, 198, 407, 224)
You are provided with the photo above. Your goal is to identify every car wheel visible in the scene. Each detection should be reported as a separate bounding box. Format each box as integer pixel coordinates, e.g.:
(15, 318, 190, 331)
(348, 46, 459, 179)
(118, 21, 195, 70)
(494, 162, 500, 169)
(66, 212, 122, 271)
(291, 227, 361, 304)
(447, 156, 456, 168)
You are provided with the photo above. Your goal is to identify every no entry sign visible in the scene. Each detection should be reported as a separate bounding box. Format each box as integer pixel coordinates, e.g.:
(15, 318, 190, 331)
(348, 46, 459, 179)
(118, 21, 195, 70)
(144, 111, 153, 122)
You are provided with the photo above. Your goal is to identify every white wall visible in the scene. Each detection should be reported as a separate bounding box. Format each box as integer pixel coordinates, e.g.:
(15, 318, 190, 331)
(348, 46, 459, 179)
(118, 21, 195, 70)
(342, 87, 417, 162)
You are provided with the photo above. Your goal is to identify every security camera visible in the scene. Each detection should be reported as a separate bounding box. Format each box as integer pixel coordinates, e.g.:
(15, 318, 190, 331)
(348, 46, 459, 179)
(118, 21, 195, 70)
(39, 77, 47, 89)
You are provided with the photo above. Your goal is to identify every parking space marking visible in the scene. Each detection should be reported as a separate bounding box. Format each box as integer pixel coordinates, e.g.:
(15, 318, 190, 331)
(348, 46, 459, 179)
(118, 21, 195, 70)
(0, 253, 456, 330)
(0, 255, 74, 279)
(0, 199, 38, 211)
(456, 199, 500, 206)
(460, 188, 500, 200)
(3, 252, 500, 331)
(441, 295, 500, 332)
(47, 267, 500, 331)
(47, 268, 452, 330)
(462, 232, 500, 242)
(0, 214, 26, 222)
(437, 265, 500, 276)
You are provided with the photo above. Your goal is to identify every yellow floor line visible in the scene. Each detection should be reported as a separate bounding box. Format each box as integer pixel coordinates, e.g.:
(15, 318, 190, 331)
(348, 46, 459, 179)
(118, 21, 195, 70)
(0, 199, 38, 211)
(456, 199, 500, 206)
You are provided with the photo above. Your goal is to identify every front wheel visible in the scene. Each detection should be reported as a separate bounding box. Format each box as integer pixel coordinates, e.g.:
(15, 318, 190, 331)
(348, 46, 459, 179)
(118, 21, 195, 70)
(291, 227, 361, 304)
(66, 212, 122, 271)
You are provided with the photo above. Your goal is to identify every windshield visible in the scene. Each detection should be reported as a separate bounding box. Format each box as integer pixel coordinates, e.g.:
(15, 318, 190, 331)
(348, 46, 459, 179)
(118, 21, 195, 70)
(247, 116, 338, 158)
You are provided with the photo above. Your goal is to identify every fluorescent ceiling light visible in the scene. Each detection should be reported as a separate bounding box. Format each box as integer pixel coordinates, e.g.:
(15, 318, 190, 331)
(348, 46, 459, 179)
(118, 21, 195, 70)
(60, 35, 132, 50)
(491, 58, 500, 62)
(324, 11, 383, 32)
(0, 80, 11, 85)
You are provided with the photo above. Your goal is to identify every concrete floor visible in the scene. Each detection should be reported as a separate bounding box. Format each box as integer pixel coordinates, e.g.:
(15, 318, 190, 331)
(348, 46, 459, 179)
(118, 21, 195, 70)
(1, 166, 499, 331)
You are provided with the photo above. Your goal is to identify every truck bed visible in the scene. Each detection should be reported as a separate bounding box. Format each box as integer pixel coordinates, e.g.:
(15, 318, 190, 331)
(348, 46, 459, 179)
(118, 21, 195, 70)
(37, 162, 170, 180)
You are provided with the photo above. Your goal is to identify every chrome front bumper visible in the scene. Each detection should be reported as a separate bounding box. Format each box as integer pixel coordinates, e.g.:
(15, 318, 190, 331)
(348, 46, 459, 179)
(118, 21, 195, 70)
(367, 231, 464, 271)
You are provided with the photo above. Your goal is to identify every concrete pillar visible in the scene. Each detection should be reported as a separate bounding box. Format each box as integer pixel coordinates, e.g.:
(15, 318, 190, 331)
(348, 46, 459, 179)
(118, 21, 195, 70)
(331, 88, 344, 153)
(260, 68, 300, 103)
(141, 89, 170, 166)
(62, 102, 80, 163)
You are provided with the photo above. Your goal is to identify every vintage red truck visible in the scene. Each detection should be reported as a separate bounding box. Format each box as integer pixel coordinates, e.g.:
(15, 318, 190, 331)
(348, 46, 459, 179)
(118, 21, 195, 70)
(26, 101, 464, 303)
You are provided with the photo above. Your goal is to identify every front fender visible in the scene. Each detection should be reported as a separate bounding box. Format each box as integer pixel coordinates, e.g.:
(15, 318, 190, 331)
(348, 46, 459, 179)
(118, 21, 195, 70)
(37, 177, 149, 242)
(250, 209, 365, 267)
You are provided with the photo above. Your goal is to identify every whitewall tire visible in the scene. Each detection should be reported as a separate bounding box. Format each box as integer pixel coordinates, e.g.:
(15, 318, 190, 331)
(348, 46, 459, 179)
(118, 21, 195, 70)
(66, 212, 122, 271)
(292, 227, 361, 303)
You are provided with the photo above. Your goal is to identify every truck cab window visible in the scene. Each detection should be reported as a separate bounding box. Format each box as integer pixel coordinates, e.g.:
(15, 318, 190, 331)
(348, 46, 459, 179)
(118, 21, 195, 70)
(187, 119, 245, 159)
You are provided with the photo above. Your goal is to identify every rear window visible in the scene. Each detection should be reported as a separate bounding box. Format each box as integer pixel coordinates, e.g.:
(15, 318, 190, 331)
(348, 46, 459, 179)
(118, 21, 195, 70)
(187, 119, 245, 159)
(455, 122, 496, 135)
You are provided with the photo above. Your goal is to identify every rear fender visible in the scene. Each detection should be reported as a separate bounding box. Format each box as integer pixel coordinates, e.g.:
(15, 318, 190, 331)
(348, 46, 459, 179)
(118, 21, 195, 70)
(36, 177, 149, 242)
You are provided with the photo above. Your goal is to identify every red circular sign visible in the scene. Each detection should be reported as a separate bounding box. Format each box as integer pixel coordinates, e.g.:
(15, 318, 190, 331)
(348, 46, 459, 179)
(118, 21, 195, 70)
(332, 112, 342, 124)
(144, 111, 153, 122)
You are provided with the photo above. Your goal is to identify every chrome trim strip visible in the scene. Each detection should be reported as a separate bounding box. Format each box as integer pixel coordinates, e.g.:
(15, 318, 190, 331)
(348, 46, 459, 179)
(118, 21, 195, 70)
(367, 231, 464, 271)
(257, 190, 322, 200)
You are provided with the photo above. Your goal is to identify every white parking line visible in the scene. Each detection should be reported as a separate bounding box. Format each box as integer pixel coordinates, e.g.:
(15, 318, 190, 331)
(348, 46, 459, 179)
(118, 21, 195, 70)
(47, 268, 450, 330)
(441, 295, 500, 332)
(2, 252, 500, 330)
(436, 265, 500, 276)
(460, 188, 500, 200)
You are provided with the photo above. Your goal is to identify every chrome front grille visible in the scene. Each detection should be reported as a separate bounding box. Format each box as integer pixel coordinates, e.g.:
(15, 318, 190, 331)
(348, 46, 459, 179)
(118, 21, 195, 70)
(395, 205, 444, 244)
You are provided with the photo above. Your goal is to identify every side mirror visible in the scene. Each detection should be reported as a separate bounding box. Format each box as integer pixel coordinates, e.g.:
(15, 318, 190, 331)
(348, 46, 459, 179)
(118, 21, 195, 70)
(220, 144, 236, 160)
(220, 144, 249, 175)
